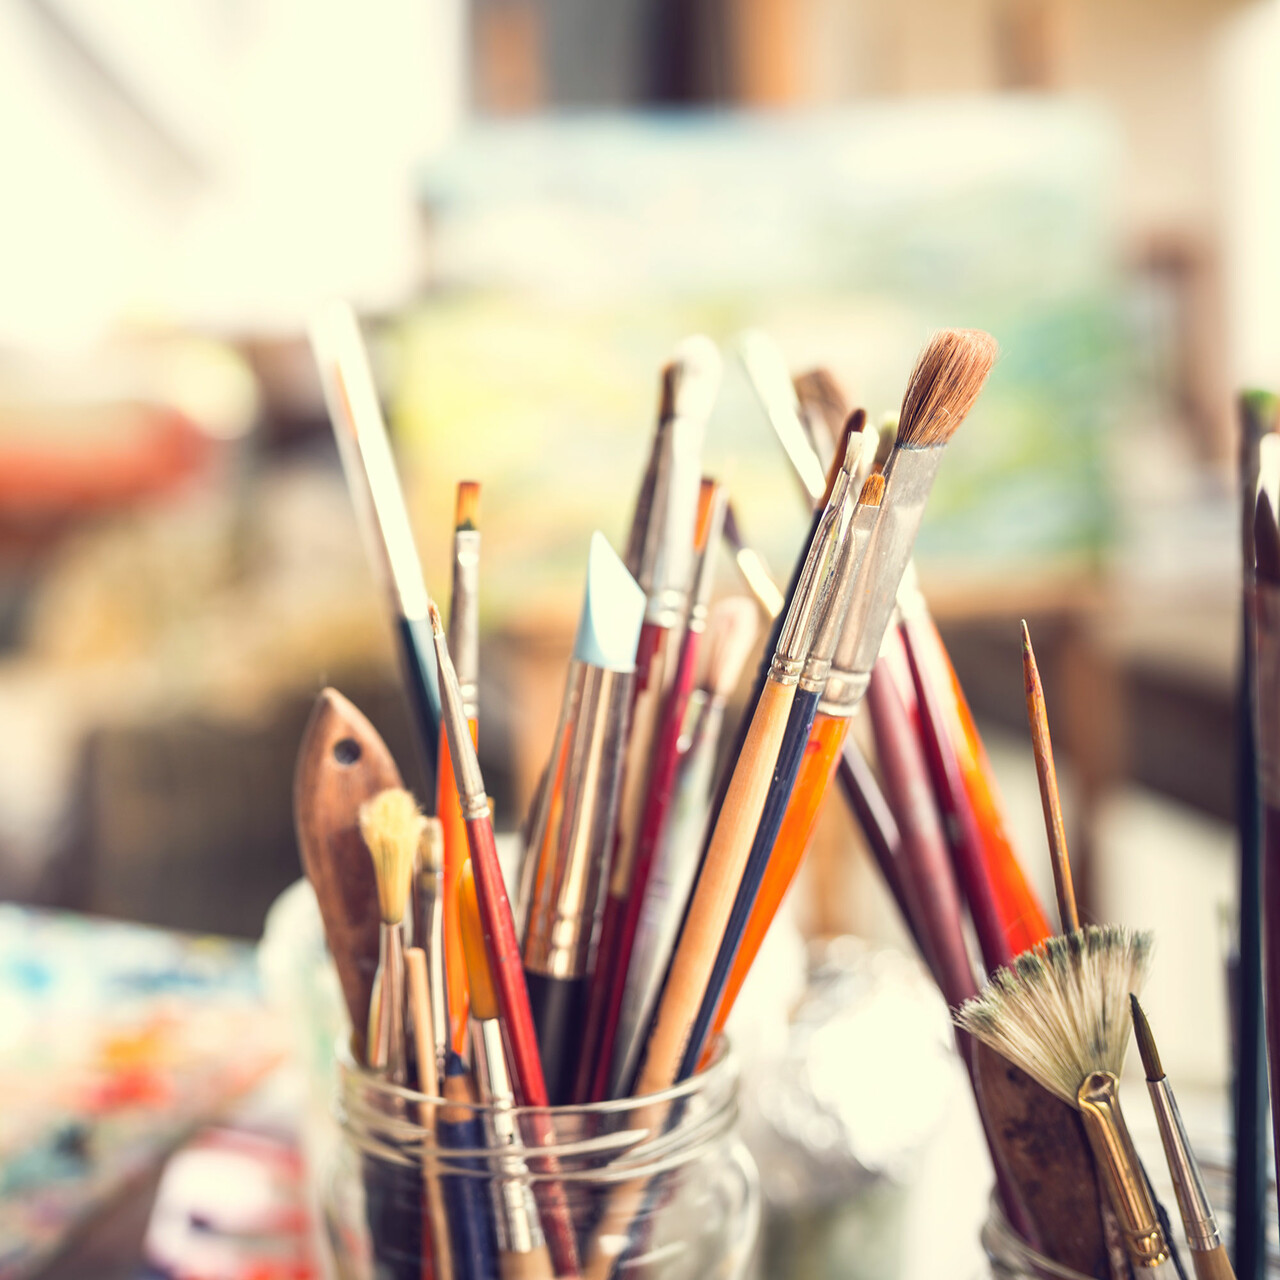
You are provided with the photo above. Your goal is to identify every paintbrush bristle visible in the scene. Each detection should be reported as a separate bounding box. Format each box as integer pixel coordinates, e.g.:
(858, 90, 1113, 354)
(704, 597, 760, 699)
(840, 409, 868, 469)
(358, 787, 423, 924)
(1129, 994, 1164, 1082)
(694, 478, 718, 552)
(573, 532, 646, 670)
(458, 860, 499, 1022)
(858, 473, 885, 508)
(956, 925, 1153, 1105)
(428, 599, 445, 636)
(455, 481, 481, 532)
(665, 335, 723, 426)
(897, 329, 998, 449)
(417, 814, 444, 873)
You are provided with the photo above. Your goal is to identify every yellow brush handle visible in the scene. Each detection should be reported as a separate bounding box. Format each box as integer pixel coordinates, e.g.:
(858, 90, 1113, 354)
(1190, 1246, 1237, 1280)
(635, 676, 796, 1096)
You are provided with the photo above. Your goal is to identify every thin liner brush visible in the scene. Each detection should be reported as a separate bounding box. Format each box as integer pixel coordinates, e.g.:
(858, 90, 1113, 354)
(441, 481, 481, 1053)
(359, 788, 423, 1083)
(414, 817, 451, 1093)
(461, 863, 554, 1280)
(632, 440, 844, 1100)
(430, 603, 581, 1278)
(612, 598, 759, 1098)
(1022, 622, 1080, 933)
(522, 534, 644, 1104)
(577, 339, 720, 1102)
(308, 302, 442, 791)
(1132, 996, 1235, 1280)
(690, 467, 882, 1070)
(584, 482, 727, 1102)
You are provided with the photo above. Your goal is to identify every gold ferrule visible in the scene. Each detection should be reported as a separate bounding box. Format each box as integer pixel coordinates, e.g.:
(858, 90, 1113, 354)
(1077, 1073, 1170, 1269)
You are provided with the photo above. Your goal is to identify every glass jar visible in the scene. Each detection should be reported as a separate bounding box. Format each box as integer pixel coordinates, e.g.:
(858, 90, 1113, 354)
(321, 1045, 760, 1280)
(982, 1200, 1094, 1280)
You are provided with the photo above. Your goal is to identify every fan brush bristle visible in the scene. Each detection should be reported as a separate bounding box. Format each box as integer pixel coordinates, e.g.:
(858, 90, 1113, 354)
(956, 924, 1153, 1105)
(358, 787, 423, 925)
(897, 329, 998, 449)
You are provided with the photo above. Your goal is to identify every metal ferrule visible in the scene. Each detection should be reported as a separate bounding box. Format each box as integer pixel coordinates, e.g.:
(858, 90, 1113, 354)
(1146, 1077, 1221, 1252)
(423, 879, 450, 1088)
(524, 665, 633, 978)
(448, 529, 481, 719)
(687, 491, 728, 626)
(819, 446, 940, 713)
(798, 492, 870, 695)
(769, 470, 853, 687)
(472, 1019, 543, 1255)
(367, 923, 407, 1082)
(645, 416, 703, 626)
(1077, 1072, 1171, 1268)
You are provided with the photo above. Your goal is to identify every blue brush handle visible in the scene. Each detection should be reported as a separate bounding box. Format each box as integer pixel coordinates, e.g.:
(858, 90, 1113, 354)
(438, 1052, 498, 1280)
(677, 685, 823, 1079)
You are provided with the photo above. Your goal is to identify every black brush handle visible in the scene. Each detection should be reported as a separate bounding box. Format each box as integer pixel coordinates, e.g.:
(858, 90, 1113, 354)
(524, 970, 588, 1107)
(396, 613, 442, 796)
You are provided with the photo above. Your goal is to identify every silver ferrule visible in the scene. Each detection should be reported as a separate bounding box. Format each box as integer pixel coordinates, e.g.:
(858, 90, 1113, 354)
(523, 665, 633, 978)
(425, 888, 450, 1088)
(820, 445, 942, 711)
(770, 469, 853, 684)
(366, 923, 407, 1083)
(434, 623, 489, 813)
(646, 415, 703, 626)
(1146, 1078, 1221, 1252)
(797, 491, 868, 695)
(448, 529, 481, 718)
(473, 1020, 543, 1255)
(688, 489, 729, 624)
(1254, 581, 1280, 807)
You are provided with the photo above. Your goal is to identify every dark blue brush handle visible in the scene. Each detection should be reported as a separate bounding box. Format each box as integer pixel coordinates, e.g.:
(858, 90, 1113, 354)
(437, 1111, 498, 1280)
(677, 685, 823, 1079)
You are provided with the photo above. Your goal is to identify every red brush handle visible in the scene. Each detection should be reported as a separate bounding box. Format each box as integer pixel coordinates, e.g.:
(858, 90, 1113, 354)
(464, 814, 581, 1277)
(574, 892, 624, 1102)
(585, 624, 703, 1101)
(902, 618, 1013, 973)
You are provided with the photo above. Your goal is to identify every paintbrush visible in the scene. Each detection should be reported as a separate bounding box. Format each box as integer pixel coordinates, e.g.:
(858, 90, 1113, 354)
(308, 302, 442, 790)
(438, 1048, 500, 1280)
(461, 862, 554, 1280)
(359, 788, 423, 1084)
(687, 463, 881, 1072)
(793, 367, 849, 469)
(631, 430, 846, 1099)
(581, 482, 727, 1102)
(294, 687, 404, 1062)
(577, 339, 719, 1101)
(430, 601, 581, 1278)
(414, 816, 451, 1093)
(611, 597, 760, 1098)
(1132, 996, 1235, 1280)
(441, 480, 481, 1053)
(521, 533, 645, 1104)
(722, 502, 785, 620)
(957, 927, 1172, 1274)
(407, 946, 455, 1280)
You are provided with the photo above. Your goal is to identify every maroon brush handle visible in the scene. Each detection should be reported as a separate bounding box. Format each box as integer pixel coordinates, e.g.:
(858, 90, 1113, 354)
(464, 814, 582, 1277)
(586, 624, 703, 1101)
(902, 618, 1013, 973)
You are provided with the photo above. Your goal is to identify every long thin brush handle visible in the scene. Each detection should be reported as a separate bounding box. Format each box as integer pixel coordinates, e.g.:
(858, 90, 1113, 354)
(586, 622, 703, 1100)
(463, 816, 581, 1277)
(399, 613, 443, 791)
(635, 676, 797, 1095)
(902, 618, 1013, 973)
(679, 685, 822, 1077)
(706, 709, 851, 1055)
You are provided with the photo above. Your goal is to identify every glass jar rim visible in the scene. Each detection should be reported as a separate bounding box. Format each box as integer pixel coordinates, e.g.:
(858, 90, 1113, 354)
(983, 1197, 1097, 1280)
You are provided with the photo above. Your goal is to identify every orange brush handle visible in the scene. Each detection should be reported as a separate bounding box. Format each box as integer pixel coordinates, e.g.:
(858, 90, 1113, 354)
(437, 719, 478, 1054)
(928, 620, 1050, 953)
(704, 710, 848, 1057)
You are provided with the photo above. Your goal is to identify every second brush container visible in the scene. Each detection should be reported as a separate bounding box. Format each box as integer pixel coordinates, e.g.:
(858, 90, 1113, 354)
(322, 1044, 759, 1280)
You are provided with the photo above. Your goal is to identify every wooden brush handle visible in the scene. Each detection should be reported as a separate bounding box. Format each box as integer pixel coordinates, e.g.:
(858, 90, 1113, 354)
(1190, 1245, 1237, 1280)
(294, 687, 403, 1061)
(636, 675, 796, 1095)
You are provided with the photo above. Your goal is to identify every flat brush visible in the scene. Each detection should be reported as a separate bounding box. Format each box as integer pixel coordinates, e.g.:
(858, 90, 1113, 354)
(957, 927, 1174, 1274)
(612, 597, 759, 1097)
(1132, 996, 1235, 1280)
(461, 862, 553, 1280)
(414, 816, 451, 1093)
(441, 480, 481, 1053)
(690, 464, 881, 1071)
(360, 788, 423, 1084)
(521, 533, 644, 1104)
(632, 436, 844, 1099)
(578, 339, 719, 1101)
(430, 603, 581, 1278)
(294, 687, 404, 1062)
(309, 302, 441, 790)
(583, 482, 727, 1102)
